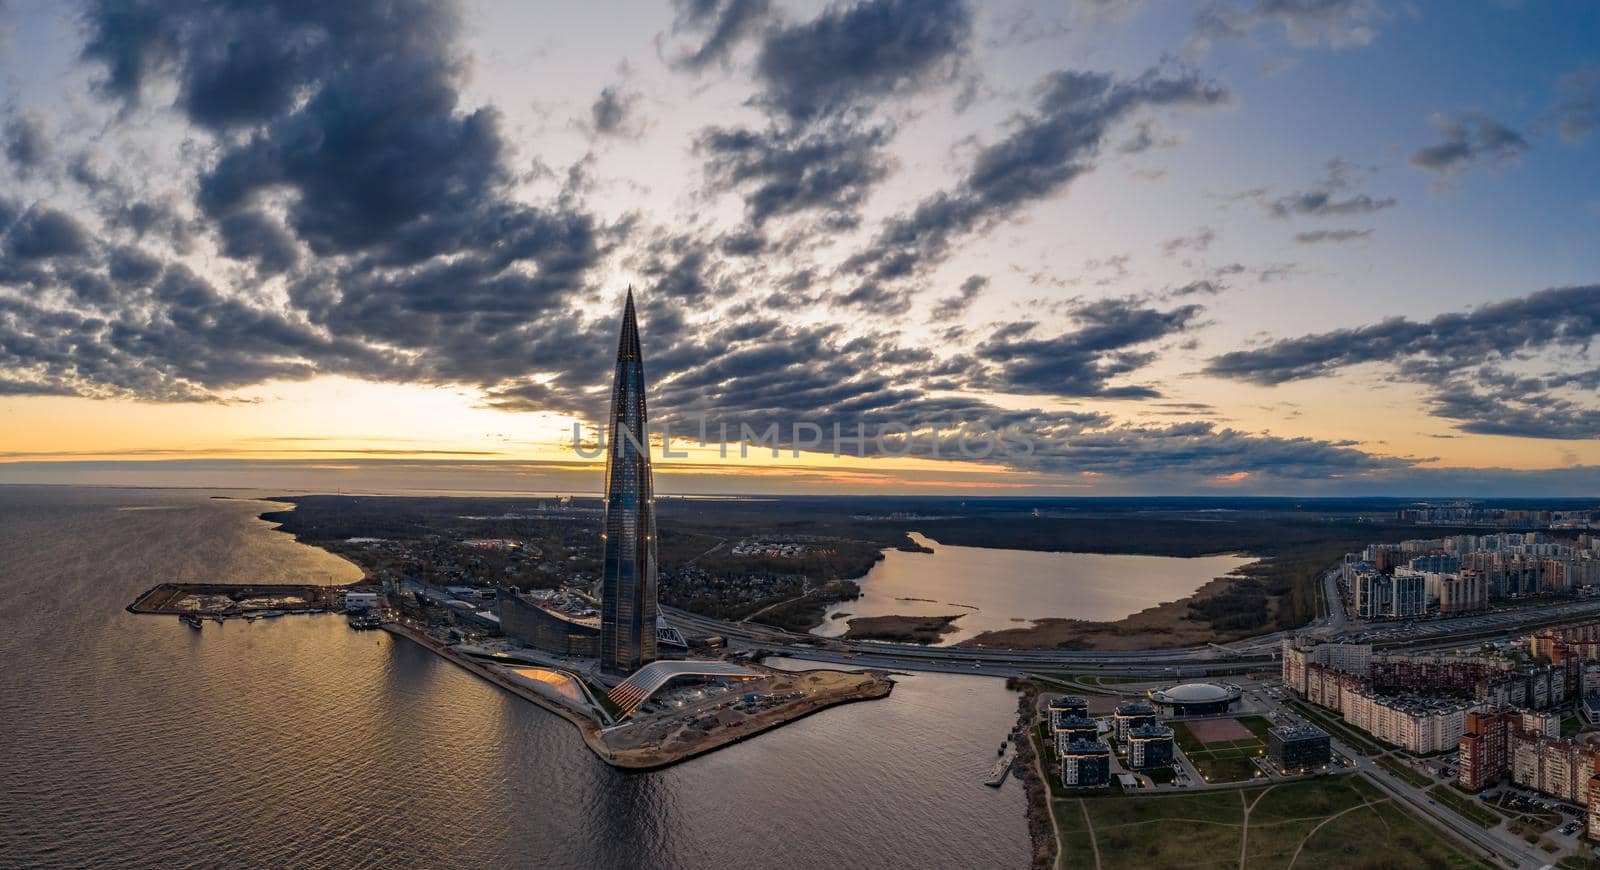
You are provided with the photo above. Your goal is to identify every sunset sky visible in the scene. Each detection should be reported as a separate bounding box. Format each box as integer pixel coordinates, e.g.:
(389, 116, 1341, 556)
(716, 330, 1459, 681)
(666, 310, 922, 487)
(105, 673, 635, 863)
(1, 0, 1597, 495)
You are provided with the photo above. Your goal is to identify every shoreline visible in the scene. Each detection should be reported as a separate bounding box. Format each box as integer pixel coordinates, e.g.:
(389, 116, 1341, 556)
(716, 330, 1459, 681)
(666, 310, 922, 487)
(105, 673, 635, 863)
(956, 573, 1266, 651)
(820, 530, 1265, 651)
(381, 620, 894, 772)
(254, 495, 1285, 655)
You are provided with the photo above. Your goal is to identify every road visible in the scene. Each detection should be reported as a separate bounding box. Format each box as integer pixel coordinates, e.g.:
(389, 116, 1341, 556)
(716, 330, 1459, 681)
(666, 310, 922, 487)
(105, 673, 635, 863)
(665, 587, 1600, 679)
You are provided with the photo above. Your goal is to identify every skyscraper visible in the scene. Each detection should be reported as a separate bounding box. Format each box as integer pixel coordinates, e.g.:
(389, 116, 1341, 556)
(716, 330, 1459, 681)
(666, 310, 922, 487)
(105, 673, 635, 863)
(599, 289, 658, 674)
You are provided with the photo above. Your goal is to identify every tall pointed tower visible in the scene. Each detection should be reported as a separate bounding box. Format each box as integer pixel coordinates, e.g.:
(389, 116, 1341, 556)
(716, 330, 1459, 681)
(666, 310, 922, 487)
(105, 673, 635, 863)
(599, 289, 658, 674)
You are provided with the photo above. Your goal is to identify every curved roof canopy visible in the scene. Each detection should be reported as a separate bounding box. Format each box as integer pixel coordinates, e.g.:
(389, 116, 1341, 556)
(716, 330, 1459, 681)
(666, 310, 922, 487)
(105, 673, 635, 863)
(1148, 683, 1238, 705)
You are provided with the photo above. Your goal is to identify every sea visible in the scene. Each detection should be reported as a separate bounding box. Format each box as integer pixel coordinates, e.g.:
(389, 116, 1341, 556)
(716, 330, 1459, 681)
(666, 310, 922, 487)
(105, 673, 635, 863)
(815, 531, 1255, 645)
(0, 486, 1027, 869)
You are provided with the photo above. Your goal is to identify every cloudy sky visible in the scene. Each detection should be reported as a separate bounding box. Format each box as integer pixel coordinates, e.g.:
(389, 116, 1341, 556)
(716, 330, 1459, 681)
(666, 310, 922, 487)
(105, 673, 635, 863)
(0, 0, 1597, 496)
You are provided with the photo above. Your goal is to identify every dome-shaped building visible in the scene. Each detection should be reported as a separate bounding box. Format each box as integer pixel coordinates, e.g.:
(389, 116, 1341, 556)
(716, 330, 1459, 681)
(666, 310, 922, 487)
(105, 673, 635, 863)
(1146, 682, 1241, 716)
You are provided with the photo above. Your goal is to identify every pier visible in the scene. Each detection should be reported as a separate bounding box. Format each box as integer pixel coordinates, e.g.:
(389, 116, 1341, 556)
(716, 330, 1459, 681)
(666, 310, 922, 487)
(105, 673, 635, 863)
(127, 582, 347, 618)
(985, 740, 1017, 787)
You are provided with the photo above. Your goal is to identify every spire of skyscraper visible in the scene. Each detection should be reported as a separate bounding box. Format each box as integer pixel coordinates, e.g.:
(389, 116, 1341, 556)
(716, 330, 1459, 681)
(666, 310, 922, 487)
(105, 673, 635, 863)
(599, 287, 658, 674)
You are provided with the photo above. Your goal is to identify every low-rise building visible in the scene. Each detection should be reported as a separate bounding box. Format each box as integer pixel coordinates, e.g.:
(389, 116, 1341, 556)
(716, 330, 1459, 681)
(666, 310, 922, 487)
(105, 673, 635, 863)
(344, 591, 380, 611)
(1146, 683, 1240, 717)
(1267, 723, 1331, 773)
(497, 589, 600, 658)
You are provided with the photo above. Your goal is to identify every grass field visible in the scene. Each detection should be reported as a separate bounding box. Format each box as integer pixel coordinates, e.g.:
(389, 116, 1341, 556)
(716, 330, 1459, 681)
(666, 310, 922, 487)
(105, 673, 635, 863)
(1053, 775, 1494, 870)
(1173, 719, 1270, 784)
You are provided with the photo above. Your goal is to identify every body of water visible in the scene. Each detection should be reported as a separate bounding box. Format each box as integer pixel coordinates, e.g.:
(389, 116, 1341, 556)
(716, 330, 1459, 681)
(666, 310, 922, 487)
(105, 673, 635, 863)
(814, 531, 1255, 645)
(0, 487, 1026, 869)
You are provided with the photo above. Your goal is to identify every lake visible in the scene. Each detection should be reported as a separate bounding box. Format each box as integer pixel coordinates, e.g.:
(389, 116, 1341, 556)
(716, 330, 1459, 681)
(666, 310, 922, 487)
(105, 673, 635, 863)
(813, 532, 1255, 645)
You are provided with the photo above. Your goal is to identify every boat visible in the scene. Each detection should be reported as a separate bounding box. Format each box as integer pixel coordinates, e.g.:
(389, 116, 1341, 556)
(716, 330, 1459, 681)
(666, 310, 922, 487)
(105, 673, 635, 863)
(985, 743, 1016, 787)
(347, 612, 382, 630)
(180, 614, 204, 630)
(257, 610, 284, 619)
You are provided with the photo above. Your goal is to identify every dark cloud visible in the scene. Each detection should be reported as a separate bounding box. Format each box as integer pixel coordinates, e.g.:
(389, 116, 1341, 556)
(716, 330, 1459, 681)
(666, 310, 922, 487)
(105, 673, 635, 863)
(4, 113, 48, 170)
(1293, 228, 1371, 244)
(840, 65, 1227, 300)
(697, 120, 891, 227)
(1269, 191, 1392, 218)
(691, 0, 972, 230)
(0, 0, 604, 405)
(82, 0, 464, 130)
(970, 297, 1204, 399)
(1264, 158, 1394, 218)
(217, 210, 300, 274)
(752, 0, 972, 123)
(106, 245, 164, 287)
(1170, 279, 1227, 297)
(1206, 285, 1600, 439)
(5, 208, 91, 261)
(668, 0, 773, 72)
(1552, 66, 1600, 142)
(929, 274, 986, 321)
(1410, 111, 1529, 175)
(590, 86, 646, 139)
(0, 268, 400, 402)
(0, 378, 79, 397)
(1207, 285, 1600, 385)
(79, 0, 185, 104)
(195, 60, 510, 262)
(1428, 373, 1600, 441)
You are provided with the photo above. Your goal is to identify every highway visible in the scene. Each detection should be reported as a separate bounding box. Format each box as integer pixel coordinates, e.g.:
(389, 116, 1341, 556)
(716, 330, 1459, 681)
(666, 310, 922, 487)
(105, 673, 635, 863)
(665, 584, 1600, 678)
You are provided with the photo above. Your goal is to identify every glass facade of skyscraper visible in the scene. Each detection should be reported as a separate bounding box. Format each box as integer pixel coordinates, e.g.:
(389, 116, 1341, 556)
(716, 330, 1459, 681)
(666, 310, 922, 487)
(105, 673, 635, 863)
(599, 290, 659, 674)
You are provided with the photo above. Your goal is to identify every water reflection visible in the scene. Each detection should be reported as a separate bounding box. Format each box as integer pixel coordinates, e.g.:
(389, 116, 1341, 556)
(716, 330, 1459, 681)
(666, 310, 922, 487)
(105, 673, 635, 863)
(816, 531, 1255, 644)
(0, 487, 1027, 869)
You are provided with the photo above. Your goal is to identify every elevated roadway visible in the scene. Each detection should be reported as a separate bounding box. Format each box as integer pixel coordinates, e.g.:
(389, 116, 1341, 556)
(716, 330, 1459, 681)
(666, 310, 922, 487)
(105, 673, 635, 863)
(665, 588, 1600, 678)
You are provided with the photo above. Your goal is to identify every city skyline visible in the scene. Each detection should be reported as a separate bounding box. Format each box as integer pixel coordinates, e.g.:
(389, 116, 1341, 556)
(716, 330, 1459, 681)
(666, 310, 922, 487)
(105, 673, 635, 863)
(0, 0, 1598, 496)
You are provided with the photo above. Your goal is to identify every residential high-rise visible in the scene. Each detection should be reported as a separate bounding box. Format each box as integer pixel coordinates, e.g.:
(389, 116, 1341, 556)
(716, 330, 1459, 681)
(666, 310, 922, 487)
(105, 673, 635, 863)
(1060, 740, 1111, 788)
(599, 290, 659, 675)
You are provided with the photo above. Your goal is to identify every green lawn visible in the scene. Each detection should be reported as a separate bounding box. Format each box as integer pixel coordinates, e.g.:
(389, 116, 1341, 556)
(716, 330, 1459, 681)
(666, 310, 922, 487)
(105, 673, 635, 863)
(1237, 715, 1275, 740)
(1172, 721, 1270, 783)
(1053, 775, 1493, 870)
